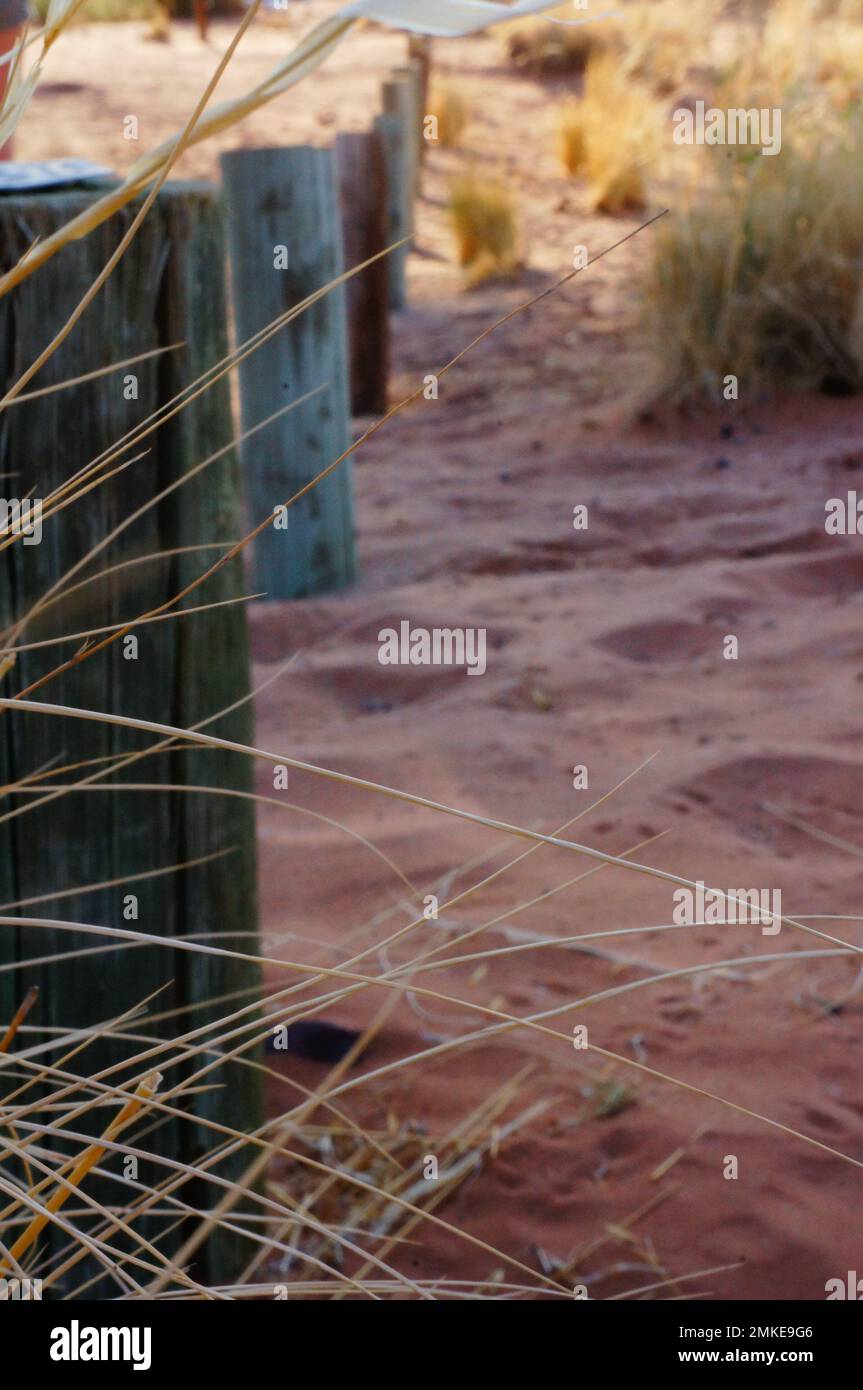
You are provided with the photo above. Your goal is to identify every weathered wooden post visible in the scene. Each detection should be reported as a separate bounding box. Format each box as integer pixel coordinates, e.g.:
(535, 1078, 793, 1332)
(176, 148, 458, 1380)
(220, 146, 356, 600)
(0, 180, 261, 1297)
(335, 130, 390, 415)
(374, 109, 411, 310)
(388, 63, 423, 200)
(408, 35, 432, 162)
(380, 71, 422, 311)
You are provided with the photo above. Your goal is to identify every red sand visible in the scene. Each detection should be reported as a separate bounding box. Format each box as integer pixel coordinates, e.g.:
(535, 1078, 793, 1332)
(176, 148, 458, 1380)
(22, 8, 863, 1298)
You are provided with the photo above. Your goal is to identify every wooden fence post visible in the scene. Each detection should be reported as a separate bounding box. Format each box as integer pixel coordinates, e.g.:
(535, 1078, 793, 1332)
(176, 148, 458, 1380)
(380, 71, 421, 311)
(0, 181, 261, 1297)
(220, 145, 356, 600)
(390, 63, 424, 199)
(408, 35, 432, 163)
(335, 129, 390, 415)
(374, 110, 411, 311)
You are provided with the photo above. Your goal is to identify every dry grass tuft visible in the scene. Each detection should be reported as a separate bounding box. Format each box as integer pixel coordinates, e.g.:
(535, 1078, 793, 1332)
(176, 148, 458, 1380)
(557, 97, 587, 175)
(449, 174, 519, 285)
(426, 81, 471, 149)
(145, 1, 172, 44)
(559, 53, 658, 215)
(639, 120, 863, 404)
(635, 0, 863, 405)
(503, 1, 720, 93)
(711, 0, 863, 113)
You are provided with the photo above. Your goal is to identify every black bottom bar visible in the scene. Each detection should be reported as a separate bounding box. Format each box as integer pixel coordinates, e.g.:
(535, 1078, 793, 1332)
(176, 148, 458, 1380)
(2, 1295, 858, 1377)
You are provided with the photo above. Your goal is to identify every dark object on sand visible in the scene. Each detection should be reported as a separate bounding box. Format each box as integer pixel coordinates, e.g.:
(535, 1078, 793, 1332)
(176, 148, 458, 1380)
(269, 1020, 363, 1065)
(193, 0, 210, 40)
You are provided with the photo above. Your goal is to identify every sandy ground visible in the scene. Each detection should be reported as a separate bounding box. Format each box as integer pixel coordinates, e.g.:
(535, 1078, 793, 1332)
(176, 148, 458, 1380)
(19, 7, 863, 1299)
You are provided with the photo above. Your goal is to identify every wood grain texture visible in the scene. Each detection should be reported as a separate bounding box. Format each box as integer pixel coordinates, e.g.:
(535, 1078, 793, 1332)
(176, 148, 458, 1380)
(0, 181, 260, 1296)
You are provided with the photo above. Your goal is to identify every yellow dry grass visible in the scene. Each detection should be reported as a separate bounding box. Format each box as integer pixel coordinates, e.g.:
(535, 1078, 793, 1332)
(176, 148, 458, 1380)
(636, 0, 863, 404)
(557, 97, 587, 176)
(559, 52, 658, 214)
(449, 174, 519, 285)
(427, 81, 471, 149)
(640, 113, 863, 404)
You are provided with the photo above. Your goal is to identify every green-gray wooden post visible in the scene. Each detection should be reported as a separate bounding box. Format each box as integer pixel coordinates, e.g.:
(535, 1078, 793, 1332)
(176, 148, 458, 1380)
(388, 64, 423, 201)
(336, 129, 390, 415)
(0, 180, 261, 1297)
(380, 70, 422, 309)
(374, 110, 411, 310)
(220, 146, 356, 599)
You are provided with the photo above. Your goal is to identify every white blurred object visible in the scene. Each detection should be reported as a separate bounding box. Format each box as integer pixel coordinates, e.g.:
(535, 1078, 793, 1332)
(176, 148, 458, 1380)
(342, 0, 566, 39)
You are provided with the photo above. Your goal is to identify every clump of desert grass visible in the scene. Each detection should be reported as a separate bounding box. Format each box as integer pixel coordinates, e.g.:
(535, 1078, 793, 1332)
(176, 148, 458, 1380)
(557, 54, 658, 214)
(426, 82, 471, 149)
(557, 98, 587, 176)
(502, 1, 720, 93)
(146, 1, 172, 43)
(708, 0, 863, 114)
(449, 173, 519, 286)
(0, 953, 550, 1299)
(638, 120, 863, 405)
(635, 0, 863, 405)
